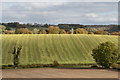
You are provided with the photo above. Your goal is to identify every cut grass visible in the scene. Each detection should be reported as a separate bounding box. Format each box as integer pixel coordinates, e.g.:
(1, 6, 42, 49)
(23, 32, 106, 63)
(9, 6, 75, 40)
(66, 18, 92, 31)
(2, 34, 118, 65)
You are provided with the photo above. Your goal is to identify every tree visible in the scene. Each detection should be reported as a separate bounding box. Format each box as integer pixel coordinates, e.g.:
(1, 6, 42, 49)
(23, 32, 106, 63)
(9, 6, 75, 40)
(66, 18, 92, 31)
(48, 26, 60, 34)
(0, 25, 6, 33)
(88, 32, 94, 34)
(94, 30, 108, 35)
(92, 41, 120, 68)
(74, 28, 88, 34)
(59, 29, 66, 34)
(4, 30, 14, 34)
(40, 30, 47, 34)
(66, 30, 72, 34)
(111, 32, 120, 35)
(32, 28, 39, 34)
(11, 44, 22, 69)
(15, 28, 32, 34)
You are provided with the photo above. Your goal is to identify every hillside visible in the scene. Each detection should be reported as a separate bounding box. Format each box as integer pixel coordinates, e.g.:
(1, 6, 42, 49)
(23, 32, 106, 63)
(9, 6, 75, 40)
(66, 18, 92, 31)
(2, 34, 118, 65)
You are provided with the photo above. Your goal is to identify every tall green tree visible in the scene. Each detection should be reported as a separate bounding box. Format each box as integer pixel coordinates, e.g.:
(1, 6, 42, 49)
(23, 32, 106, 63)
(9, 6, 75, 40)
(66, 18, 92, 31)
(92, 41, 120, 68)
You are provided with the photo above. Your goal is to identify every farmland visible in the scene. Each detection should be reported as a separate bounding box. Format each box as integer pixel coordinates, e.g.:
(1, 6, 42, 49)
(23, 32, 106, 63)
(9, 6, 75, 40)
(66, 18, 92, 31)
(2, 34, 118, 65)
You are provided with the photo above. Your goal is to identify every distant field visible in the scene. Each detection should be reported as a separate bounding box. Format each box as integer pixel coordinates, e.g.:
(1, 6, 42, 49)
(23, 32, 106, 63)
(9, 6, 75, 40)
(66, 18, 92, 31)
(2, 34, 118, 65)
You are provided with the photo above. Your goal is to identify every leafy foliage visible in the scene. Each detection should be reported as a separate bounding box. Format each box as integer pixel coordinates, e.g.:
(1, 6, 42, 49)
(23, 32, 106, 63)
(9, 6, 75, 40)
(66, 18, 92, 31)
(74, 28, 88, 34)
(111, 32, 120, 35)
(15, 28, 32, 34)
(94, 30, 108, 35)
(47, 26, 60, 34)
(12, 44, 22, 68)
(0, 25, 6, 33)
(32, 28, 39, 34)
(92, 41, 120, 68)
(59, 29, 66, 34)
(40, 30, 47, 34)
(53, 60, 59, 66)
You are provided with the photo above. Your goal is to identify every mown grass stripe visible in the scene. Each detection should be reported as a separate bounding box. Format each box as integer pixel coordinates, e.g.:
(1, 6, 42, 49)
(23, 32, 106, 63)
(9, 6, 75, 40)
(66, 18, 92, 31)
(2, 34, 118, 65)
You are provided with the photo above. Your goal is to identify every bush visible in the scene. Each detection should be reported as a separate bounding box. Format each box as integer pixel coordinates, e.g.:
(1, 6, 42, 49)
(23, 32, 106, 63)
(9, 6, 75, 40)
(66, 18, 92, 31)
(94, 30, 108, 35)
(92, 41, 120, 68)
(32, 28, 39, 34)
(40, 30, 47, 34)
(111, 64, 120, 69)
(52, 60, 59, 67)
(59, 29, 66, 34)
(48, 26, 60, 34)
(91, 65, 98, 69)
(111, 32, 120, 35)
(74, 28, 88, 34)
(15, 28, 32, 34)
(4, 30, 15, 34)
(88, 32, 94, 34)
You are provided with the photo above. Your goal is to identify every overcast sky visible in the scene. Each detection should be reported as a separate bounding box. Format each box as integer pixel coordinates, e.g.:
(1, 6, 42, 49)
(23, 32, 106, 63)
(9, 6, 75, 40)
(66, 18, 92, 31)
(1, 2, 118, 25)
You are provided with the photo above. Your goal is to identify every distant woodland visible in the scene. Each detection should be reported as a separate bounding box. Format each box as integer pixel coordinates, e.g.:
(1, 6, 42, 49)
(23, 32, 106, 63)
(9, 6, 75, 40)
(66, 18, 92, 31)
(0, 22, 119, 35)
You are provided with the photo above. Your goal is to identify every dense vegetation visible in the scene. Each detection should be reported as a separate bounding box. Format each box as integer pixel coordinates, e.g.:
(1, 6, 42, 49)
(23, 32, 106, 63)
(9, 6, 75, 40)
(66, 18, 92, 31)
(2, 34, 118, 66)
(92, 41, 119, 68)
(0, 22, 119, 35)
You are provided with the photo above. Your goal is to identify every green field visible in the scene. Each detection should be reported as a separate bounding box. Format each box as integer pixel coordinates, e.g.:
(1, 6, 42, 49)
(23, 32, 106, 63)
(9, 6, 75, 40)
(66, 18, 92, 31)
(2, 34, 118, 65)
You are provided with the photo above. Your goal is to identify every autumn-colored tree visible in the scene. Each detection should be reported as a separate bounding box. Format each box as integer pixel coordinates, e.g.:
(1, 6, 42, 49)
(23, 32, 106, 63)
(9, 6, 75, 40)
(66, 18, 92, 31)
(4, 30, 15, 34)
(59, 29, 66, 34)
(88, 32, 94, 34)
(111, 32, 120, 35)
(15, 28, 32, 34)
(48, 26, 60, 34)
(94, 30, 108, 35)
(74, 28, 88, 34)
(32, 28, 39, 34)
(66, 31, 71, 34)
(40, 30, 47, 34)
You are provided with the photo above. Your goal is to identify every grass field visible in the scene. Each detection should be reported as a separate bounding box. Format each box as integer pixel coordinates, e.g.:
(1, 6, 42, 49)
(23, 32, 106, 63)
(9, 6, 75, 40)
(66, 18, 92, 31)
(2, 34, 118, 65)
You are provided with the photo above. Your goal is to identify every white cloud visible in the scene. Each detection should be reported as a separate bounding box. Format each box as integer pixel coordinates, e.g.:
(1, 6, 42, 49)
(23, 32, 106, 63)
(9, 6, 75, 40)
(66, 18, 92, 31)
(85, 13, 98, 18)
(2, 2, 118, 24)
(1, 0, 119, 2)
(30, 2, 65, 8)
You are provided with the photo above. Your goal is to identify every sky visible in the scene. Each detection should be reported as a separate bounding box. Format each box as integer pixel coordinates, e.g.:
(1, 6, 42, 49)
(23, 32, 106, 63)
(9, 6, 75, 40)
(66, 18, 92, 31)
(1, 2, 118, 25)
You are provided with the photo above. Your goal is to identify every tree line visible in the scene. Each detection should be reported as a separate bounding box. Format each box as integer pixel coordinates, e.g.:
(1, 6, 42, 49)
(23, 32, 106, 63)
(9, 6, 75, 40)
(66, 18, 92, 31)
(3, 26, 120, 35)
(0, 22, 119, 35)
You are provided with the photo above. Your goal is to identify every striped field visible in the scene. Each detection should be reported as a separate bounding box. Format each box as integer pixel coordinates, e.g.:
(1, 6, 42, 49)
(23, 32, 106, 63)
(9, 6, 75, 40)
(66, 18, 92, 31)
(2, 34, 118, 65)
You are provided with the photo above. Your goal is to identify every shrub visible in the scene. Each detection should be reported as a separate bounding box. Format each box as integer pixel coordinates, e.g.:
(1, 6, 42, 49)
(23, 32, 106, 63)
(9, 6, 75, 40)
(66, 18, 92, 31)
(40, 30, 47, 34)
(111, 32, 120, 35)
(32, 28, 39, 34)
(92, 41, 120, 68)
(74, 28, 88, 34)
(88, 32, 94, 34)
(59, 29, 66, 34)
(15, 28, 32, 34)
(52, 60, 59, 67)
(94, 30, 108, 35)
(48, 26, 60, 34)
(91, 65, 98, 69)
(4, 30, 15, 34)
